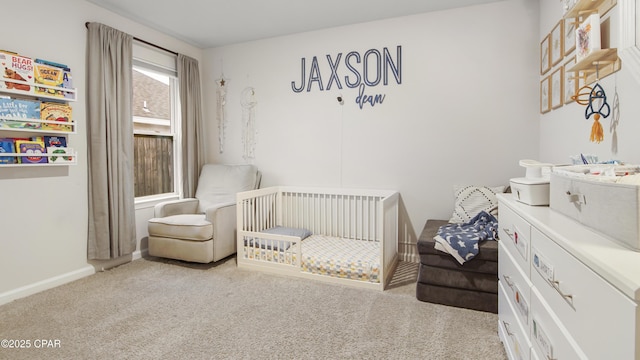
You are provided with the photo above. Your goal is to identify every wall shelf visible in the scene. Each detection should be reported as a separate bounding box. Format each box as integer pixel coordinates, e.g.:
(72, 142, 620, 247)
(563, 0, 621, 85)
(564, 0, 617, 19)
(568, 48, 621, 84)
(0, 57, 77, 168)
(0, 78, 76, 102)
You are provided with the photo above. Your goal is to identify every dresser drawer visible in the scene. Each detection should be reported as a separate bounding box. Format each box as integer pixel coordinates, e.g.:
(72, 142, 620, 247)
(499, 203, 531, 277)
(530, 227, 638, 360)
(499, 281, 531, 360)
(530, 288, 586, 360)
(499, 241, 532, 330)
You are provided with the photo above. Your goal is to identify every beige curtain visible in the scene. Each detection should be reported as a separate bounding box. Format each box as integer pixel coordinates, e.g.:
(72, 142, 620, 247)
(86, 22, 137, 260)
(177, 54, 205, 198)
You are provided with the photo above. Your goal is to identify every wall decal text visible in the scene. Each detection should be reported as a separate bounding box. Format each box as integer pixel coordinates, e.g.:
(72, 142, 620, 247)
(291, 46, 402, 109)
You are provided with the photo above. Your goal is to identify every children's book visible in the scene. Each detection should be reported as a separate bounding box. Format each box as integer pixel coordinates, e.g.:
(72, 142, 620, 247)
(40, 102, 72, 131)
(35, 59, 73, 99)
(0, 50, 34, 93)
(0, 138, 16, 164)
(43, 136, 67, 149)
(15, 139, 47, 164)
(0, 98, 41, 129)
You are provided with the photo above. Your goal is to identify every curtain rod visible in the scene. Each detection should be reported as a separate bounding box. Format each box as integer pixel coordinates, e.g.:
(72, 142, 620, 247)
(85, 22, 178, 56)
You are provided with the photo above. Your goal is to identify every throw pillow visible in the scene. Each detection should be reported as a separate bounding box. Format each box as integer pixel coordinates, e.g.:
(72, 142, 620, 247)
(449, 185, 506, 224)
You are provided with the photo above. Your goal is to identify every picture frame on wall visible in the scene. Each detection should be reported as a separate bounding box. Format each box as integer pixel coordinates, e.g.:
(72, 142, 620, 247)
(541, 34, 551, 75)
(540, 76, 551, 114)
(564, 17, 576, 55)
(563, 57, 578, 104)
(551, 67, 564, 109)
(551, 20, 564, 66)
(576, 13, 601, 62)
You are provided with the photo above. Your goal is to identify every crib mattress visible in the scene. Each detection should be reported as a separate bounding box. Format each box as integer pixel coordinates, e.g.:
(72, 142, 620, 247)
(300, 235, 380, 283)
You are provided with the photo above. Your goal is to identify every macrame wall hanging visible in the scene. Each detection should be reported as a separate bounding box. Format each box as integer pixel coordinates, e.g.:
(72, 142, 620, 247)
(215, 75, 228, 153)
(241, 87, 257, 161)
(572, 65, 610, 144)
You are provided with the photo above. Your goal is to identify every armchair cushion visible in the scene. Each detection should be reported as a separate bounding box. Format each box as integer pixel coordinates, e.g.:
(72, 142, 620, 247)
(148, 214, 212, 241)
(195, 164, 260, 213)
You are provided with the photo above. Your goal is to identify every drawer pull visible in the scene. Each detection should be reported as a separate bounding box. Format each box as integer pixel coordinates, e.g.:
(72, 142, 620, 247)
(551, 280, 575, 309)
(503, 275, 515, 289)
(565, 191, 586, 205)
(502, 321, 515, 336)
(503, 228, 514, 239)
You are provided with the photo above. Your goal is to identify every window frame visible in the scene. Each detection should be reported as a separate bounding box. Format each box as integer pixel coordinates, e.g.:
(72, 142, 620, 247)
(132, 43, 182, 206)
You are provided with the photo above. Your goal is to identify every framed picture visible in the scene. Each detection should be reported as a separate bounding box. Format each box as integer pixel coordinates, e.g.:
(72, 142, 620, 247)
(564, 17, 577, 55)
(563, 57, 578, 104)
(551, 20, 564, 66)
(541, 34, 551, 75)
(551, 67, 564, 109)
(577, 13, 601, 62)
(540, 76, 551, 114)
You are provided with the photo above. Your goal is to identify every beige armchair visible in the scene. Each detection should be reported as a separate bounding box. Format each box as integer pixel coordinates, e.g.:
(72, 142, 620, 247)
(147, 164, 260, 263)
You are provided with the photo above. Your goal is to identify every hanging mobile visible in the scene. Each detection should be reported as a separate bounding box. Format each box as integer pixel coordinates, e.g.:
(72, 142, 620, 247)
(584, 64, 610, 143)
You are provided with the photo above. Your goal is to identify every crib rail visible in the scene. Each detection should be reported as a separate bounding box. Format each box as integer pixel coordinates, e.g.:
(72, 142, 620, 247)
(236, 186, 399, 290)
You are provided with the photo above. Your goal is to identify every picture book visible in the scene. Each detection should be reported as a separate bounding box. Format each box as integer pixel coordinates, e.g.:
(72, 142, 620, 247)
(40, 102, 72, 132)
(15, 139, 47, 164)
(0, 138, 16, 164)
(0, 98, 41, 129)
(35, 59, 73, 99)
(0, 50, 34, 93)
(34, 63, 65, 98)
(47, 146, 73, 163)
(43, 136, 67, 149)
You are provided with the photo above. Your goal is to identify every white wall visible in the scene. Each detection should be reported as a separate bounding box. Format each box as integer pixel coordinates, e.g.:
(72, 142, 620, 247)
(538, 0, 640, 163)
(203, 0, 541, 247)
(0, 0, 202, 304)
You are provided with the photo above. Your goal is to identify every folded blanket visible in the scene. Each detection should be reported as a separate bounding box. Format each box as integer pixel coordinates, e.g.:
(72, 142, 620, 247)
(433, 211, 498, 265)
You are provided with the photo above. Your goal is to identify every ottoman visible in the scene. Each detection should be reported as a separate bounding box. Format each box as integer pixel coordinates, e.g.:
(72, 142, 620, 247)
(416, 219, 498, 313)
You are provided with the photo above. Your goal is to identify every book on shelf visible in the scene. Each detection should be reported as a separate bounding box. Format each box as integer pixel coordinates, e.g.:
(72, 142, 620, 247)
(43, 135, 67, 149)
(0, 98, 41, 129)
(0, 138, 16, 164)
(34, 59, 73, 99)
(47, 146, 73, 163)
(15, 139, 47, 164)
(40, 102, 72, 132)
(0, 50, 34, 94)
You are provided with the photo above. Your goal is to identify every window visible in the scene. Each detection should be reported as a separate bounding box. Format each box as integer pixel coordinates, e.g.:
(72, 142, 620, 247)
(132, 43, 181, 199)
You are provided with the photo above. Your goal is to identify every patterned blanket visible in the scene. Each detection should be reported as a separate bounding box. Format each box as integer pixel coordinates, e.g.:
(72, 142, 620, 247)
(433, 211, 498, 265)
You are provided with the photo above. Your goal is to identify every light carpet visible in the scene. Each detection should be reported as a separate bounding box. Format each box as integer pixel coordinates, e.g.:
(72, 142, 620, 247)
(0, 257, 507, 360)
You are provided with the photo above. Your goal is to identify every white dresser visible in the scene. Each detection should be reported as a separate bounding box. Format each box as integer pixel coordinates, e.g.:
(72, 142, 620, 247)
(497, 194, 640, 360)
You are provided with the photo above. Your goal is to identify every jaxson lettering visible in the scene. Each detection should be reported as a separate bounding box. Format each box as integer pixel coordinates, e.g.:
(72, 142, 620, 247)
(291, 46, 402, 109)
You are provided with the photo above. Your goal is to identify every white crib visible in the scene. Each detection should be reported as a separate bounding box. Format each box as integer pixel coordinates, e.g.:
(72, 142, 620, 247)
(236, 186, 400, 290)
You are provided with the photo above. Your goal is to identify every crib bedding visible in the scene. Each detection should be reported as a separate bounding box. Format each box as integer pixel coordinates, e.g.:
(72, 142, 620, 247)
(300, 235, 380, 283)
(242, 233, 381, 283)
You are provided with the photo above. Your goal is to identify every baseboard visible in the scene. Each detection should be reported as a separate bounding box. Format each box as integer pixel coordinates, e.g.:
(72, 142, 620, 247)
(0, 265, 95, 306)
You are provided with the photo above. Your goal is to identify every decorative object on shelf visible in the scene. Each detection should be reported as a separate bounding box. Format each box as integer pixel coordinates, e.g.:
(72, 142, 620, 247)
(564, 17, 577, 55)
(241, 86, 257, 161)
(540, 34, 551, 75)
(215, 74, 227, 153)
(563, 57, 578, 104)
(551, 67, 564, 109)
(576, 14, 601, 63)
(540, 76, 551, 114)
(551, 20, 564, 66)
